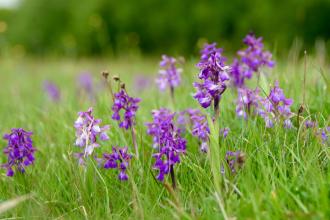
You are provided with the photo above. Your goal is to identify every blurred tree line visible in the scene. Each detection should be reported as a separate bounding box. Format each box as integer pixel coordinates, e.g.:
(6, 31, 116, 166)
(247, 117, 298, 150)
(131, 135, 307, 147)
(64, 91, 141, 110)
(0, 0, 329, 56)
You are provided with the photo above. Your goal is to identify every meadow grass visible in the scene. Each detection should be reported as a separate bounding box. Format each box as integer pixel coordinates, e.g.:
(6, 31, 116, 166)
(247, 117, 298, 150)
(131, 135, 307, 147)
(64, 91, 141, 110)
(0, 55, 329, 219)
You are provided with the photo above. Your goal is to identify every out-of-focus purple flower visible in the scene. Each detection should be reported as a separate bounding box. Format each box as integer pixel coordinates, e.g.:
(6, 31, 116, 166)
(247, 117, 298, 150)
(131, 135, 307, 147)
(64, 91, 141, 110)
(230, 33, 274, 87)
(318, 126, 329, 144)
(230, 59, 253, 88)
(223, 150, 245, 174)
(305, 120, 316, 129)
(43, 80, 60, 102)
(78, 73, 93, 92)
(74, 107, 109, 164)
(220, 127, 230, 138)
(77, 72, 95, 100)
(177, 111, 189, 127)
(303, 121, 328, 145)
(258, 81, 293, 128)
(102, 146, 132, 181)
(2, 128, 36, 176)
(156, 55, 182, 92)
(236, 87, 262, 119)
(146, 108, 186, 181)
(194, 43, 229, 109)
(184, 109, 210, 152)
(112, 89, 141, 130)
(134, 74, 151, 93)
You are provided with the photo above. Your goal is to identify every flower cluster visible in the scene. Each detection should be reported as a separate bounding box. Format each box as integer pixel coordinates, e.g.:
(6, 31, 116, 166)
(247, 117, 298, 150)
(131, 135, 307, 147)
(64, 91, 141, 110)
(194, 43, 229, 108)
(2, 128, 36, 176)
(43, 80, 60, 102)
(236, 87, 262, 119)
(102, 146, 132, 181)
(146, 108, 186, 181)
(230, 33, 274, 87)
(230, 59, 252, 88)
(258, 81, 293, 128)
(156, 55, 182, 91)
(74, 107, 109, 164)
(238, 34, 275, 72)
(112, 89, 141, 130)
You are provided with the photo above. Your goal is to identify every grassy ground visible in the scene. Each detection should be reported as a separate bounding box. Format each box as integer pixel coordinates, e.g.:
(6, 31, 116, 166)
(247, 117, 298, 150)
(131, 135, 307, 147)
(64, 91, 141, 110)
(0, 55, 329, 219)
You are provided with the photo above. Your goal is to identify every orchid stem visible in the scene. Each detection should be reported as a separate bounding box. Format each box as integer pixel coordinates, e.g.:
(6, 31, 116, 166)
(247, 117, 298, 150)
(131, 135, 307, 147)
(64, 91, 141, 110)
(257, 71, 261, 86)
(298, 50, 307, 129)
(303, 50, 307, 106)
(170, 86, 175, 107)
(102, 71, 115, 102)
(170, 164, 176, 190)
(214, 100, 220, 124)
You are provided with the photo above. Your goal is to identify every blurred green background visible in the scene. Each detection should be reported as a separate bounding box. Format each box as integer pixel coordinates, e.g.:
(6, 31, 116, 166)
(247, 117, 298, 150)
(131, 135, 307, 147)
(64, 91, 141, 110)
(0, 0, 329, 57)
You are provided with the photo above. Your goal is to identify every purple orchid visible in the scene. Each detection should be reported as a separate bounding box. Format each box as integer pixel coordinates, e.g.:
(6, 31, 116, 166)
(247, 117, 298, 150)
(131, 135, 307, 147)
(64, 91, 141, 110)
(238, 33, 275, 72)
(2, 128, 36, 176)
(184, 109, 210, 152)
(156, 55, 182, 93)
(236, 87, 262, 119)
(193, 43, 229, 111)
(229, 59, 253, 88)
(146, 108, 186, 184)
(230, 33, 275, 87)
(43, 80, 60, 102)
(258, 81, 294, 128)
(74, 107, 109, 164)
(112, 89, 141, 130)
(102, 146, 132, 181)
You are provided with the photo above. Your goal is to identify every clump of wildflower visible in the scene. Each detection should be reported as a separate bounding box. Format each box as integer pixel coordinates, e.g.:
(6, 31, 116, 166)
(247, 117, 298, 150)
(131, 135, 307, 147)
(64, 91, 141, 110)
(102, 146, 132, 181)
(193, 43, 229, 110)
(236, 87, 262, 119)
(146, 108, 186, 184)
(258, 81, 294, 128)
(156, 55, 182, 93)
(74, 107, 109, 164)
(112, 89, 141, 130)
(230, 33, 274, 87)
(221, 150, 245, 174)
(2, 128, 36, 176)
(43, 80, 60, 102)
